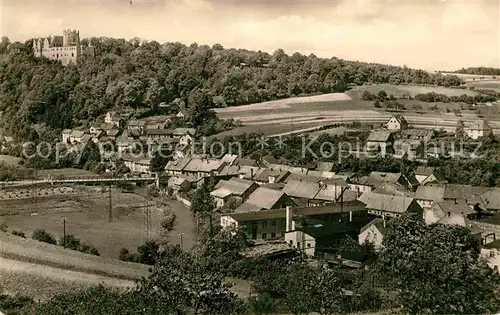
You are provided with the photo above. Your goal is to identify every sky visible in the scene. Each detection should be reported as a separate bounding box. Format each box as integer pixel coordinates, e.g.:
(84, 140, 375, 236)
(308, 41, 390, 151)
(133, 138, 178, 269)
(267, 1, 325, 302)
(1, 0, 499, 70)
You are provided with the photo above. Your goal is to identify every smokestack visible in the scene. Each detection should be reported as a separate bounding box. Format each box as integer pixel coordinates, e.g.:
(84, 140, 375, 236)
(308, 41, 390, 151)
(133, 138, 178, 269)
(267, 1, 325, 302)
(383, 214, 386, 228)
(349, 211, 352, 222)
(286, 206, 293, 232)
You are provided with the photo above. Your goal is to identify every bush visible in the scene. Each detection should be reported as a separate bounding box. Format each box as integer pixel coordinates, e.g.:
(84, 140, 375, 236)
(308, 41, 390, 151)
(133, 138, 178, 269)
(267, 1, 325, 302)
(32, 229, 57, 245)
(0, 223, 7, 233)
(60, 234, 81, 250)
(119, 248, 137, 262)
(11, 230, 26, 238)
(88, 246, 100, 256)
(161, 212, 176, 231)
(373, 100, 381, 108)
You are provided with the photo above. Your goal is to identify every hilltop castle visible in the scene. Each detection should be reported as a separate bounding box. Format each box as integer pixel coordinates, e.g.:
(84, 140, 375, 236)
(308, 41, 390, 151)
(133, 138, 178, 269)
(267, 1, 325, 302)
(33, 29, 94, 66)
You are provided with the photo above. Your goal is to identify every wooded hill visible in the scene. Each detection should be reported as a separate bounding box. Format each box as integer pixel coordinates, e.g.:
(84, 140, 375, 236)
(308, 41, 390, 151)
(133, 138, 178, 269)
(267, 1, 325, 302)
(0, 37, 464, 140)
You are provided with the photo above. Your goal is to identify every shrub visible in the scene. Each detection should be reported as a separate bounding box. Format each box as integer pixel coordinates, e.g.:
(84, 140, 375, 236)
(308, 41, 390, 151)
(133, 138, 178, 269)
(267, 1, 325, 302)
(119, 248, 137, 262)
(88, 246, 100, 256)
(32, 229, 57, 245)
(161, 212, 176, 231)
(0, 223, 7, 233)
(11, 230, 26, 238)
(60, 234, 81, 250)
(373, 100, 381, 108)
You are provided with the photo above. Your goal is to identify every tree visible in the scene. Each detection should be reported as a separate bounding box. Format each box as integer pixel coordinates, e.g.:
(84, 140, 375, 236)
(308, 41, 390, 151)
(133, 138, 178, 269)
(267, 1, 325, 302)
(149, 147, 170, 172)
(190, 183, 215, 217)
(376, 213, 500, 314)
(187, 89, 216, 127)
(376, 90, 388, 102)
(136, 240, 160, 265)
(373, 100, 381, 108)
(136, 245, 244, 314)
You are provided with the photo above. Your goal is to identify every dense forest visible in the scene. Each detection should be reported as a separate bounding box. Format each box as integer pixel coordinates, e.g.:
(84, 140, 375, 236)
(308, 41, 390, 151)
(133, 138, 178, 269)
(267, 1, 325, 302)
(0, 36, 464, 140)
(454, 67, 500, 76)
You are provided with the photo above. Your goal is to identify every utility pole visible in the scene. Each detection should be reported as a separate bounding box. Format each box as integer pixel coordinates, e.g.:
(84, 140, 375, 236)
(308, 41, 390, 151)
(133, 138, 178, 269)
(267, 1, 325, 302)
(62, 218, 67, 248)
(179, 233, 184, 250)
(108, 184, 112, 222)
(145, 197, 150, 240)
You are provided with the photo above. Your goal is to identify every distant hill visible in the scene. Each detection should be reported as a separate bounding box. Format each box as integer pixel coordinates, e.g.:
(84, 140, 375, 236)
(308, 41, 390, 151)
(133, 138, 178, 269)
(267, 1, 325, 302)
(454, 67, 500, 76)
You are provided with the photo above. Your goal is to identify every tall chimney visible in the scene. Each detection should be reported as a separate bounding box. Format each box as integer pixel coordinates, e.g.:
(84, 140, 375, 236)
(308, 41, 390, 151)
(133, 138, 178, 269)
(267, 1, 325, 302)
(286, 206, 293, 232)
(349, 211, 352, 222)
(383, 214, 386, 228)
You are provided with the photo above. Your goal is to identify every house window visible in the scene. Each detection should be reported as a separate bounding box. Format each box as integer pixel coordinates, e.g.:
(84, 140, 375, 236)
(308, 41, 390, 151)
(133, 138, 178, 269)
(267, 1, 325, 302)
(297, 242, 301, 248)
(490, 251, 495, 258)
(271, 232, 276, 238)
(271, 221, 276, 226)
(289, 240, 293, 245)
(251, 222, 257, 229)
(307, 243, 311, 248)
(262, 233, 267, 239)
(262, 222, 267, 228)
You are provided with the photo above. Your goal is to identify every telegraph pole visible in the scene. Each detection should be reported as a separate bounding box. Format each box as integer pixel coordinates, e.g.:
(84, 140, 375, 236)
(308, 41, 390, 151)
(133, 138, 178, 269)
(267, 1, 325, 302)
(108, 184, 112, 222)
(179, 233, 184, 250)
(145, 197, 150, 240)
(62, 218, 67, 248)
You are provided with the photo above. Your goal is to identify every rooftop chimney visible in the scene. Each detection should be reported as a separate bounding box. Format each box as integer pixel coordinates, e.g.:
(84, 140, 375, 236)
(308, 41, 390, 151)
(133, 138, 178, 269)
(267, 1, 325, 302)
(383, 216, 386, 228)
(286, 206, 293, 232)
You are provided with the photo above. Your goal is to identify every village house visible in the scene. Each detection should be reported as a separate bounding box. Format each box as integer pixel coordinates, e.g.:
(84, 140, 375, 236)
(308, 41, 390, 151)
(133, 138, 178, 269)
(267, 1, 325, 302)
(104, 111, 124, 127)
(164, 158, 192, 176)
(358, 191, 424, 218)
(365, 130, 394, 155)
(173, 128, 196, 146)
(176, 109, 187, 119)
(89, 123, 102, 135)
(122, 155, 151, 174)
(386, 114, 408, 131)
(182, 158, 227, 178)
(358, 218, 391, 250)
(145, 129, 175, 141)
(167, 175, 193, 196)
(62, 129, 72, 143)
(106, 129, 120, 140)
(283, 179, 351, 207)
(414, 184, 446, 209)
(234, 187, 296, 213)
(466, 119, 492, 140)
(423, 200, 477, 225)
(481, 240, 500, 274)
(210, 178, 259, 208)
(69, 130, 86, 144)
(413, 166, 445, 185)
(126, 120, 147, 133)
(222, 201, 368, 242)
(316, 162, 335, 172)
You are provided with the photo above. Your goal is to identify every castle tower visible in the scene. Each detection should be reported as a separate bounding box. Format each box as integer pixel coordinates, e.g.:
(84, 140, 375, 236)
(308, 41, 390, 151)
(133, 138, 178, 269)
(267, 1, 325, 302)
(63, 29, 80, 47)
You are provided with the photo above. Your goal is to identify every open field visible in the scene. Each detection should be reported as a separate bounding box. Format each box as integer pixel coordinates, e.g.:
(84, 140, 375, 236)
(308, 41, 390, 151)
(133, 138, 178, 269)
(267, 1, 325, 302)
(0, 185, 194, 259)
(464, 80, 500, 92)
(346, 84, 479, 99)
(441, 72, 499, 81)
(0, 233, 149, 280)
(0, 257, 136, 302)
(213, 84, 500, 139)
(35, 168, 98, 179)
(215, 93, 352, 114)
